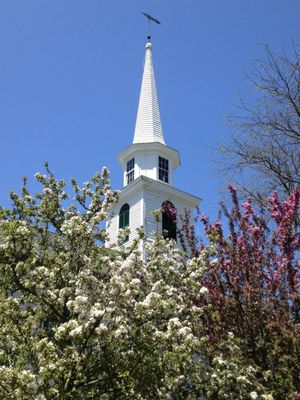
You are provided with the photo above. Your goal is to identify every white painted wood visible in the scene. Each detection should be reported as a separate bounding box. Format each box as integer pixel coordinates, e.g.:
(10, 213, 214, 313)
(118, 143, 179, 188)
(133, 42, 165, 145)
(105, 190, 143, 246)
(106, 176, 200, 251)
(105, 41, 200, 253)
(143, 186, 196, 244)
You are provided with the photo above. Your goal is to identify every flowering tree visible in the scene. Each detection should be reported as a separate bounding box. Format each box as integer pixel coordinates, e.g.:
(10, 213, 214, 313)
(0, 166, 211, 400)
(181, 184, 300, 399)
(1, 165, 297, 399)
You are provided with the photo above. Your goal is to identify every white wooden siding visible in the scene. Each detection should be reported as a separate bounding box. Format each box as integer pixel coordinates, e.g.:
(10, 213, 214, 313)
(122, 152, 174, 187)
(105, 176, 199, 254)
(106, 192, 143, 247)
(143, 189, 194, 243)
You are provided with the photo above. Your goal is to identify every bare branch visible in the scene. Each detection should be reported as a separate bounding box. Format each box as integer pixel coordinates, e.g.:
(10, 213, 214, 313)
(220, 43, 300, 202)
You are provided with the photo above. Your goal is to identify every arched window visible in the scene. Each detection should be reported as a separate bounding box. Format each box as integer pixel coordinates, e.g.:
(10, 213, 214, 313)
(162, 201, 177, 241)
(119, 203, 130, 242)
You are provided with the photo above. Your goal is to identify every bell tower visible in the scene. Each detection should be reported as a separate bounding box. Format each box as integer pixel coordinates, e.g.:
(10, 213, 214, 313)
(106, 40, 199, 248)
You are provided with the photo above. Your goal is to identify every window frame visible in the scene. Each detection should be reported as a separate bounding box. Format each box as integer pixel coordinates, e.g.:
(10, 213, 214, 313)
(126, 158, 135, 185)
(158, 156, 169, 183)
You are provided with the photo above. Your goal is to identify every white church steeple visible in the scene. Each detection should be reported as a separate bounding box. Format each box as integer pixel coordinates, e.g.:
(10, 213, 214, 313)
(118, 41, 180, 187)
(133, 42, 165, 144)
(106, 38, 200, 249)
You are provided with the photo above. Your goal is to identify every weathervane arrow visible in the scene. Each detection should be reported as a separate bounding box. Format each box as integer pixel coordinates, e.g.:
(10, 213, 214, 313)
(142, 12, 161, 41)
(142, 12, 161, 24)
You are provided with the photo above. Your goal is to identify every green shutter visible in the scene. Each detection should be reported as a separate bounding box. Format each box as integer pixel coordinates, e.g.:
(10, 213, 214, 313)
(119, 204, 130, 229)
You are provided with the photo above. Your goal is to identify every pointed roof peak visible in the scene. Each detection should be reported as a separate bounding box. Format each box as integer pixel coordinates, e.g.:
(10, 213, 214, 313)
(133, 41, 165, 145)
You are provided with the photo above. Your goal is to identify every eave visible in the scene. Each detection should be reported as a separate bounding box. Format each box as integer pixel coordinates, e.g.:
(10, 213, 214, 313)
(118, 175, 200, 208)
(118, 142, 180, 170)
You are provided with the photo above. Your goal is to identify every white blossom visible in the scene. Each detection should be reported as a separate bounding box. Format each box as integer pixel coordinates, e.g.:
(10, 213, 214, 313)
(70, 326, 83, 337)
(200, 286, 209, 295)
(140, 292, 161, 308)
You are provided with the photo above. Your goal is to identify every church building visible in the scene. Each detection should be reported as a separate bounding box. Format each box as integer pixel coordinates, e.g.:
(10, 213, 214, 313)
(106, 39, 200, 249)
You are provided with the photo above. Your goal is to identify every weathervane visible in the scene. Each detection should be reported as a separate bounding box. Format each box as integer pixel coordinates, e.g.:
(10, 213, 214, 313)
(142, 12, 161, 41)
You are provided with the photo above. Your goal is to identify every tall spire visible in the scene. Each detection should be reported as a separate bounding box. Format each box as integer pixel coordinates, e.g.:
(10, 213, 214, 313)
(133, 42, 165, 144)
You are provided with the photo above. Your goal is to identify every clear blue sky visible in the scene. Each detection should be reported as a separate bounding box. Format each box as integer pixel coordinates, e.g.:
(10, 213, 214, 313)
(0, 1, 299, 218)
